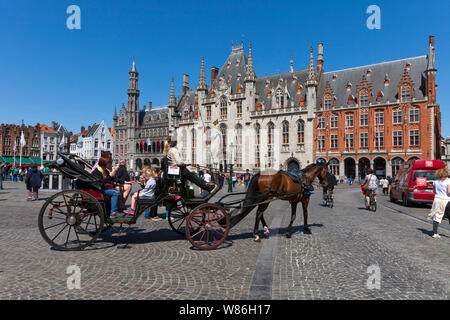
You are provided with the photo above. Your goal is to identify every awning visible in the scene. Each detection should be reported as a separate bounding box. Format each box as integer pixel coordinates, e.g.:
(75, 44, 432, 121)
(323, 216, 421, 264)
(0, 156, 52, 166)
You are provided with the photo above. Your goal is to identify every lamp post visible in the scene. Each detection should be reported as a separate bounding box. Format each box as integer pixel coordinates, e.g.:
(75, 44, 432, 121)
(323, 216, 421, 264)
(228, 142, 234, 192)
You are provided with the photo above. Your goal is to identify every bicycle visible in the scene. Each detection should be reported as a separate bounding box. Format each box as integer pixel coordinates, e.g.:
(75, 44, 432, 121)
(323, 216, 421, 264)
(323, 189, 334, 208)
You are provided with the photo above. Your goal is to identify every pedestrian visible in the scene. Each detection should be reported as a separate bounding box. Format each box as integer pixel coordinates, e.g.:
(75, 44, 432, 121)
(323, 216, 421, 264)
(3, 165, 8, 182)
(243, 169, 251, 191)
(380, 177, 389, 195)
(428, 168, 450, 239)
(387, 176, 393, 195)
(232, 174, 237, 188)
(12, 166, 18, 182)
(218, 172, 224, 188)
(362, 169, 378, 209)
(25, 165, 44, 201)
(348, 176, 353, 185)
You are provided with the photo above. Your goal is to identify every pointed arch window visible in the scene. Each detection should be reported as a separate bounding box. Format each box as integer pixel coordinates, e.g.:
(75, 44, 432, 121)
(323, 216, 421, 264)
(268, 123, 275, 145)
(220, 97, 228, 119)
(255, 123, 261, 168)
(235, 124, 242, 168)
(282, 121, 289, 144)
(297, 120, 305, 144)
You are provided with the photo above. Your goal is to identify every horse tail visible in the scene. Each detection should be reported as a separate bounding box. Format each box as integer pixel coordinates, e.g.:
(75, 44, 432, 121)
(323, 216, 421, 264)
(229, 173, 261, 228)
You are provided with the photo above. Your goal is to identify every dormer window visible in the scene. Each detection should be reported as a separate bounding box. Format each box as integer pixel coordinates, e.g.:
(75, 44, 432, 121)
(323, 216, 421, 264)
(401, 87, 411, 102)
(359, 92, 369, 107)
(366, 69, 372, 76)
(405, 63, 411, 71)
(265, 80, 270, 87)
(267, 89, 271, 97)
(227, 62, 231, 68)
(299, 96, 305, 107)
(376, 90, 384, 102)
(296, 84, 302, 94)
(324, 97, 332, 110)
(292, 75, 297, 83)
(237, 73, 241, 80)
(276, 89, 284, 108)
(236, 59, 240, 66)
(384, 74, 390, 86)
(332, 74, 337, 81)
(346, 82, 352, 91)
(347, 94, 354, 105)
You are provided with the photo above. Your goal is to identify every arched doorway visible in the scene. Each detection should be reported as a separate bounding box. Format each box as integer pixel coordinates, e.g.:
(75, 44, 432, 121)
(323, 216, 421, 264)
(373, 157, 386, 178)
(135, 158, 142, 171)
(358, 157, 370, 179)
(391, 157, 404, 178)
(144, 158, 151, 166)
(344, 158, 356, 179)
(408, 156, 420, 161)
(328, 158, 339, 176)
(152, 158, 160, 166)
(286, 158, 300, 171)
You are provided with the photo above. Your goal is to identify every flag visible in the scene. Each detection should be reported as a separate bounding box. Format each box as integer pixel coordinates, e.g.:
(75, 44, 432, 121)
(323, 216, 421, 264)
(213, 119, 219, 126)
(20, 131, 26, 147)
(158, 139, 161, 147)
(146, 138, 151, 145)
(59, 136, 65, 149)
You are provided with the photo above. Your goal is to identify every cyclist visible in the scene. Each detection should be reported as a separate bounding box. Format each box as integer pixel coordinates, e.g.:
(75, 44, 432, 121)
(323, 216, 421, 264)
(362, 169, 379, 208)
(323, 172, 337, 203)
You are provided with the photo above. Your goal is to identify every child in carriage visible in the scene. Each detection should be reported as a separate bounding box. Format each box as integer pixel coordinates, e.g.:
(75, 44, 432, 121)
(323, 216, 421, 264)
(124, 167, 158, 215)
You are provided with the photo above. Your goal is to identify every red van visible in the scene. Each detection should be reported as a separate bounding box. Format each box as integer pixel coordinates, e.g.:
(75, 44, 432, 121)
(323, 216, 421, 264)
(390, 159, 445, 206)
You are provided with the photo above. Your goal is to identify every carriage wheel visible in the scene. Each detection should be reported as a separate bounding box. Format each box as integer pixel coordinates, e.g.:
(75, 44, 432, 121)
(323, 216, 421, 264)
(185, 204, 229, 250)
(167, 198, 192, 236)
(38, 190, 105, 251)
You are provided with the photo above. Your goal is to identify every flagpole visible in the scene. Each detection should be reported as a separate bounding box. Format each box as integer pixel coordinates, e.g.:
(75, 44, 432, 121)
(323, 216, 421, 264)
(20, 131, 23, 168)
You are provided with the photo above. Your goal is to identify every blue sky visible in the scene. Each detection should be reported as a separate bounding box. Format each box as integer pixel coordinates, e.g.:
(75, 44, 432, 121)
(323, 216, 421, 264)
(1, 0, 449, 136)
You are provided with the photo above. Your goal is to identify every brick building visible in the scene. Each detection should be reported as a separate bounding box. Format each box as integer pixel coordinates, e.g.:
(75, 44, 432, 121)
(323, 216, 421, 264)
(313, 36, 441, 180)
(0, 122, 41, 165)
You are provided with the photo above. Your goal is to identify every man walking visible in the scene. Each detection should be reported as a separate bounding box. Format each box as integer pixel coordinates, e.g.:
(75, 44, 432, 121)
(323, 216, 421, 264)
(243, 169, 251, 191)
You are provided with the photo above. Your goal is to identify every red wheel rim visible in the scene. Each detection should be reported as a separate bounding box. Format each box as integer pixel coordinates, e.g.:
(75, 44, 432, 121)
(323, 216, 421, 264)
(186, 204, 229, 250)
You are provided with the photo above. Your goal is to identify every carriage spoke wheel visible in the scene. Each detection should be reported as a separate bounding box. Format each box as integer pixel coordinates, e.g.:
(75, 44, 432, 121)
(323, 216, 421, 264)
(167, 198, 192, 236)
(38, 190, 105, 251)
(186, 204, 229, 250)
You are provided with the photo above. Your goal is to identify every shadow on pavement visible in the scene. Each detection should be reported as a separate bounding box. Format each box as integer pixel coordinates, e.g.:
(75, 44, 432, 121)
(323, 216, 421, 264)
(417, 228, 450, 238)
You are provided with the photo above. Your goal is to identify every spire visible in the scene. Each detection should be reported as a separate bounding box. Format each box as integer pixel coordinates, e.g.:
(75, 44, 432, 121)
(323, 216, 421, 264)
(131, 58, 137, 72)
(168, 78, 176, 107)
(197, 55, 207, 91)
(290, 53, 294, 73)
(114, 105, 117, 118)
(306, 46, 317, 86)
(245, 41, 256, 82)
(290, 54, 294, 73)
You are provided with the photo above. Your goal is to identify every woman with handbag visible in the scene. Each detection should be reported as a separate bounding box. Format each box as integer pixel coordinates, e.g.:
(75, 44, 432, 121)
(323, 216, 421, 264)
(428, 168, 450, 239)
(361, 169, 378, 209)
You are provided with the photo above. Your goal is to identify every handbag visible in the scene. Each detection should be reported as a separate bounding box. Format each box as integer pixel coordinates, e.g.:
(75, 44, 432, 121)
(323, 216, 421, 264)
(361, 175, 371, 192)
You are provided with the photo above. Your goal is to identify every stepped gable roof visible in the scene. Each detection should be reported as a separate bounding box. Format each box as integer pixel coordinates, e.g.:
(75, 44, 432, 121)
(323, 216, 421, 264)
(318, 55, 427, 109)
(208, 45, 248, 97)
(255, 69, 312, 110)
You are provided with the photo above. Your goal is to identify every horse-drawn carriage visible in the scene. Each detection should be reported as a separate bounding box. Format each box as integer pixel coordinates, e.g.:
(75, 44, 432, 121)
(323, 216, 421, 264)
(38, 153, 330, 251)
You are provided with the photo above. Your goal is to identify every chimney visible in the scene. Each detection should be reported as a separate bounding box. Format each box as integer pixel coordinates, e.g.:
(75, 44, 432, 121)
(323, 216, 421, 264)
(211, 67, 219, 86)
(182, 74, 189, 96)
(317, 42, 324, 70)
(429, 35, 435, 47)
(148, 101, 152, 110)
(51, 121, 56, 129)
(88, 126, 91, 132)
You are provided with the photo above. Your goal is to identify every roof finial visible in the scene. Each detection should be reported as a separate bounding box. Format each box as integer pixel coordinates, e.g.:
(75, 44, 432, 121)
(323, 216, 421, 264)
(131, 57, 137, 72)
(198, 55, 207, 91)
(245, 41, 256, 82)
(306, 46, 317, 86)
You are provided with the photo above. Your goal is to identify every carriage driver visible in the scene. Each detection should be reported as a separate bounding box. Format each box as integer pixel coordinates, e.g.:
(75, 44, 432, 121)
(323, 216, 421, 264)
(163, 134, 215, 193)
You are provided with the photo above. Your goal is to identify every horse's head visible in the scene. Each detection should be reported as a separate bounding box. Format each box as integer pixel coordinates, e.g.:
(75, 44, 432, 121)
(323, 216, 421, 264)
(303, 162, 329, 189)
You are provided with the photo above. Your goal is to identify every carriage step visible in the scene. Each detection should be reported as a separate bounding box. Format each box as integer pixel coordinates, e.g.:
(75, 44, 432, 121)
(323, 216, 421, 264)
(109, 216, 134, 224)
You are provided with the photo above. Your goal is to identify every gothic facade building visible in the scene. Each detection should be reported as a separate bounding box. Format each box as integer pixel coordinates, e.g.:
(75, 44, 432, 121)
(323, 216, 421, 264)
(169, 42, 319, 173)
(113, 61, 169, 170)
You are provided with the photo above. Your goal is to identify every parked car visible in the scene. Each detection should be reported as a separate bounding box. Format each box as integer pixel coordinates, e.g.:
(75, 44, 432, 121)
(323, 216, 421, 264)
(390, 159, 445, 206)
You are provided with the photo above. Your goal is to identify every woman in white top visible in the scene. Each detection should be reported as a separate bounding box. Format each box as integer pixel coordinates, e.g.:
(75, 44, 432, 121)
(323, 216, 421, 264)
(428, 168, 450, 238)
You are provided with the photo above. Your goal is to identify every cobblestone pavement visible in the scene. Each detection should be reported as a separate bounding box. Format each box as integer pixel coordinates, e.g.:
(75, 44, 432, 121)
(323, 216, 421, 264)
(0, 181, 448, 299)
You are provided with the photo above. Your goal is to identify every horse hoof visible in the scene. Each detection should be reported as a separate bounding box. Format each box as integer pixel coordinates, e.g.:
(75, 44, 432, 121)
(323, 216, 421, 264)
(286, 233, 291, 238)
(253, 235, 261, 242)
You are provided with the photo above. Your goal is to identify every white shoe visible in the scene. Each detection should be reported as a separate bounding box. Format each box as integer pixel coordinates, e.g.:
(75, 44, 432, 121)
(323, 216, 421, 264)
(432, 233, 441, 239)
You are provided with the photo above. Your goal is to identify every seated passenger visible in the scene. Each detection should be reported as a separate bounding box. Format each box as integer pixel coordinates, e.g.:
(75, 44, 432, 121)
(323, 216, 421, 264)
(124, 167, 158, 215)
(91, 155, 122, 218)
(164, 137, 215, 192)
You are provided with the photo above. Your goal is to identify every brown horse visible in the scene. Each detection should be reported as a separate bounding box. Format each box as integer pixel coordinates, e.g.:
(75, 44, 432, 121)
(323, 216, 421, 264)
(242, 163, 329, 242)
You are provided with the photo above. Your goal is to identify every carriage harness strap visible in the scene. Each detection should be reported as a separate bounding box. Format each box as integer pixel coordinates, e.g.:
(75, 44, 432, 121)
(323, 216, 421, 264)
(286, 170, 315, 195)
